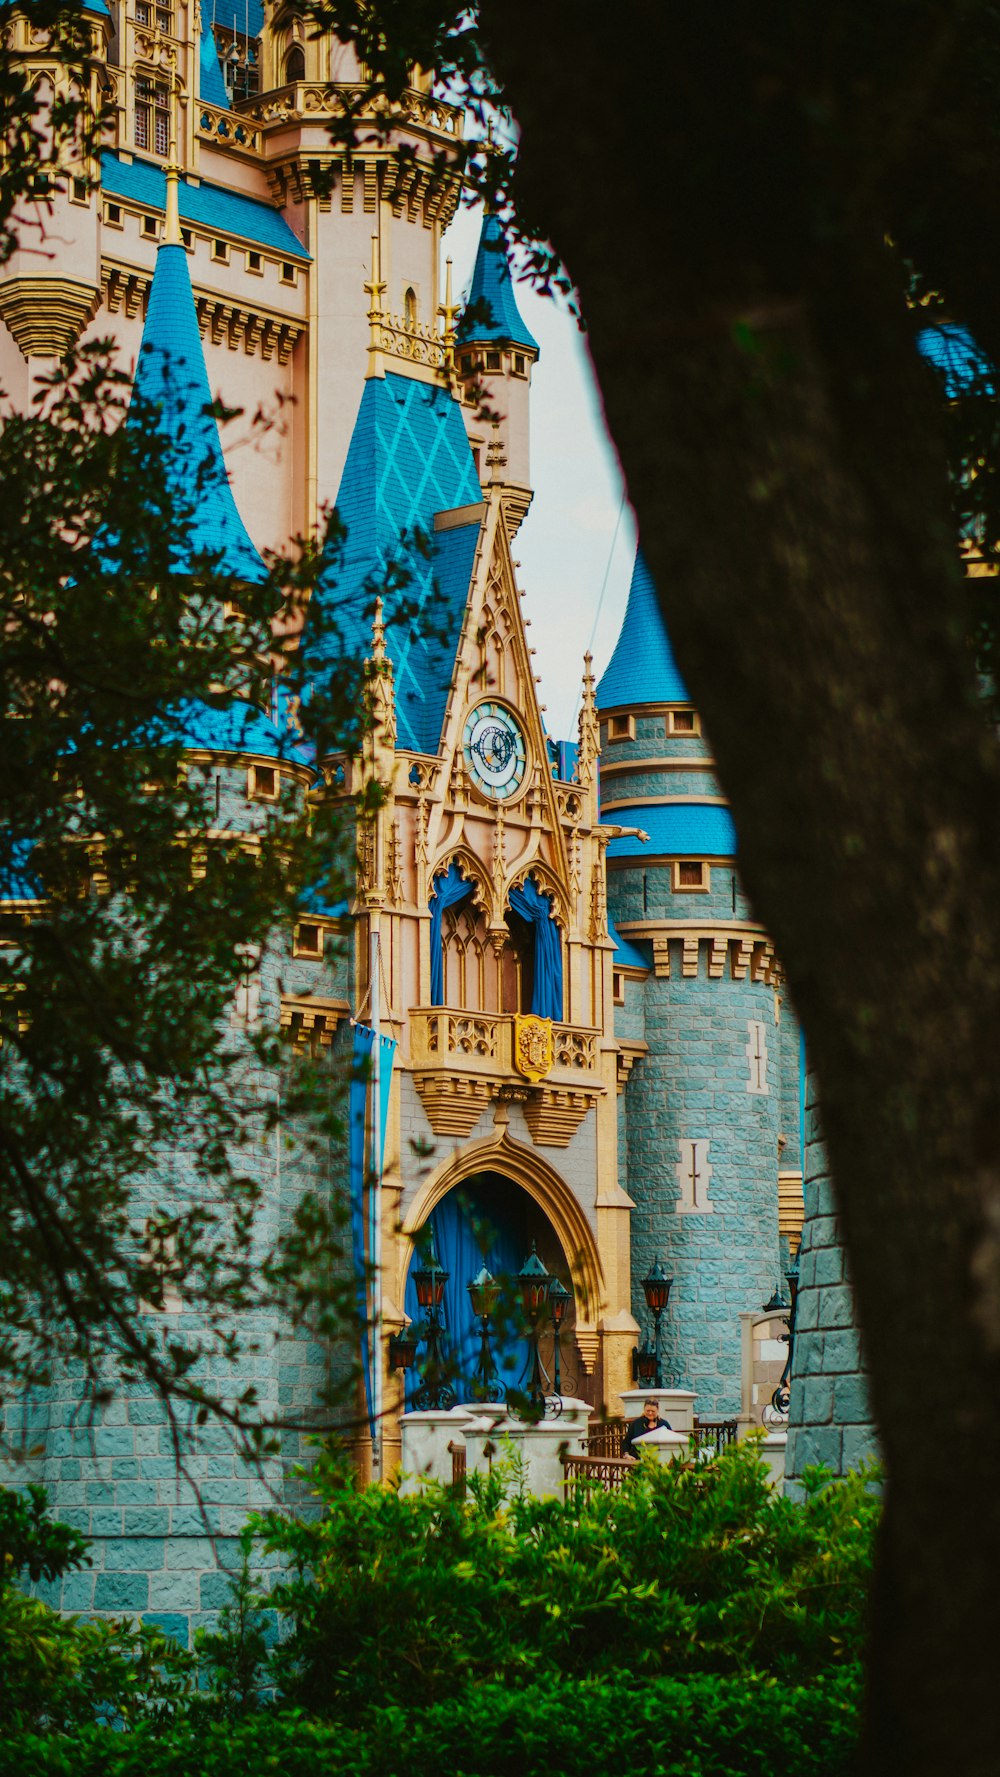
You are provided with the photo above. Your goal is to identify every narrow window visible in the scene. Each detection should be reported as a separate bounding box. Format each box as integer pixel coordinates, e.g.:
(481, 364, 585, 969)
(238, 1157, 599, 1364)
(71, 176, 89, 204)
(513, 351, 526, 375)
(673, 860, 709, 892)
(669, 708, 700, 735)
(485, 348, 501, 370)
(141, 214, 158, 239)
(248, 764, 278, 801)
(280, 261, 295, 285)
(285, 43, 305, 82)
(612, 971, 625, 1006)
(105, 201, 122, 226)
(403, 286, 417, 325)
(607, 714, 635, 742)
(180, 225, 192, 249)
(247, 249, 263, 273)
(212, 238, 229, 263)
(294, 921, 324, 959)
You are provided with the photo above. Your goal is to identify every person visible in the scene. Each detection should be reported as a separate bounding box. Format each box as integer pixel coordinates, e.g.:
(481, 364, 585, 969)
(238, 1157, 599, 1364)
(622, 1397, 672, 1459)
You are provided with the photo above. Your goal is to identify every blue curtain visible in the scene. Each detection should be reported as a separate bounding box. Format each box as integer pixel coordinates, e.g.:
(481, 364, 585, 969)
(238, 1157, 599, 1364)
(508, 875, 563, 1021)
(428, 862, 475, 1004)
(404, 1188, 527, 1404)
(349, 1023, 396, 1438)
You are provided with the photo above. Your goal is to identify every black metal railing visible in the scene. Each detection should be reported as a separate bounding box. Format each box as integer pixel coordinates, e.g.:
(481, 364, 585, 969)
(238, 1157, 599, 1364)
(586, 1417, 628, 1459)
(692, 1418, 739, 1456)
(562, 1452, 636, 1495)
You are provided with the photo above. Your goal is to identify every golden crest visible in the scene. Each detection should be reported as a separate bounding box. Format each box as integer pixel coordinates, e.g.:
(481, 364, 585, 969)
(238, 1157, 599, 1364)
(513, 1014, 553, 1084)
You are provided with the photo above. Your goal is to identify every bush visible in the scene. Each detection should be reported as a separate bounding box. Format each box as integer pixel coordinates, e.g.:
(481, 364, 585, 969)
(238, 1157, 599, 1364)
(0, 1485, 190, 1732)
(251, 1441, 878, 1715)
(0, 1670, 863, 1777)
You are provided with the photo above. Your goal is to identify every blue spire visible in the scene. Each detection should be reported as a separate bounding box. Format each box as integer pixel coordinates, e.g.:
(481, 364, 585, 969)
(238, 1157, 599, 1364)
(129, 241, 267, 584)
(456, 212, 538, 353)
(597, 549, 689, 708)
(199, 16, 230, 109)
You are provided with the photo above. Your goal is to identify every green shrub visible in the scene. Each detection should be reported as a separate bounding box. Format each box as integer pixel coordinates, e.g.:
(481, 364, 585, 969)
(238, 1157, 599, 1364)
(251, 1441, 878, 1716)
(0, 1485, 191, 1732)
(0, 1670, 863, 1777)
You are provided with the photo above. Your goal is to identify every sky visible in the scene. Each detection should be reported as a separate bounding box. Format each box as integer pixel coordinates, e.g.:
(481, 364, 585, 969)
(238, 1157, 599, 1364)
(444, 204, 639, 743)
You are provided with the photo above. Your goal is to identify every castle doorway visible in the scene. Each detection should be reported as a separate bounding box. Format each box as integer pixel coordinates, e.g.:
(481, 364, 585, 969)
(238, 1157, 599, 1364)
(403, 1170, 582, 1404)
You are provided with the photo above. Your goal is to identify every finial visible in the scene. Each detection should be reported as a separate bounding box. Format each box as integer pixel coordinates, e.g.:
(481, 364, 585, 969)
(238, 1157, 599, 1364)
(438, 255, 458, 345)
(370, 595, 386, 664)
(163, 83, 181, 246)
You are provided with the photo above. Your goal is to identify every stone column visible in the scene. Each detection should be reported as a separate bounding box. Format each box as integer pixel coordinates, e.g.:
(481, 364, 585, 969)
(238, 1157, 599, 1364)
(784, 1074, 881, 1491)
(398, 1406, 474, 1494)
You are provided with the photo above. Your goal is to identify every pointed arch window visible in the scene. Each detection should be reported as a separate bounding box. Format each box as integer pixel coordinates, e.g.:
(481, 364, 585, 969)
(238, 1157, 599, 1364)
(404, 287, 417, 326)
(429, 862, 476, 1004)
(507, 875, 563, 1021)
(285, 43, 305, 81)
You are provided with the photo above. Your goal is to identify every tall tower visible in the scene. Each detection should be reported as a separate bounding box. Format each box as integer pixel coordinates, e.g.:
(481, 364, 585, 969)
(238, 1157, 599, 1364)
(599, 552, 789, 1418)
(455, 211, 539, 535)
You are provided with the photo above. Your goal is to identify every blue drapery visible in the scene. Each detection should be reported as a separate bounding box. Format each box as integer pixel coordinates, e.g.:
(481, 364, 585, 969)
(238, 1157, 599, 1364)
(404, 1187, 527, 1403)
(349, 1023, 396, 1436)
(428, 862, 475, 1005)
(507, 875, 563, 1021)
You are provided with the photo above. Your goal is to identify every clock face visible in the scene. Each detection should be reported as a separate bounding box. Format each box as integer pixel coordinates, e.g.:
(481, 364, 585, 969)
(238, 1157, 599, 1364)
(462, 702, 528, 801)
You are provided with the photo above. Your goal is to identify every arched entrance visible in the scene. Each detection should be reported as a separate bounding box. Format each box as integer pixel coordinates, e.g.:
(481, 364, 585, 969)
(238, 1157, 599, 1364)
(402, 1171, 581, 1403)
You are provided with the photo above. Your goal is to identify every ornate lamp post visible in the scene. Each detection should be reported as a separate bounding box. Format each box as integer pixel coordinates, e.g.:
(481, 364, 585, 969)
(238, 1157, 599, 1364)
(641, 1258, 673, 1389)
(410, 1234, 455, 1410)
(467, 1265, 504, 1402)
(763, 1251, 800, 1423)
(548, 1277, 571, 1398)
(632, 1333, 658, 1386)
(517, 1241, 551, 1414)
(388, 1324, 419, 1377)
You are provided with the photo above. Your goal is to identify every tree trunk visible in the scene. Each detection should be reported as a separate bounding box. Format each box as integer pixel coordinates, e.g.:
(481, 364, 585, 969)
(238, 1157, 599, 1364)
(482, 7, 1000, 1771)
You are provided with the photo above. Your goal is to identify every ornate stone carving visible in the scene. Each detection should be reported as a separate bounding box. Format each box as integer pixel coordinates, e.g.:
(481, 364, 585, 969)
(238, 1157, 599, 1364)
(413, 1074, 491, 1138)
(522, 1087, 592, 1149)
(0, 276, 99, 359)
(513, 1014, 553, 1083)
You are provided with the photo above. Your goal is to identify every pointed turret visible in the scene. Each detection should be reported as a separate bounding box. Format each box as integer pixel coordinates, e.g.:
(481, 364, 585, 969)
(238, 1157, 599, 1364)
(456, 213, 538, 534)
(199, 15, 230, 110)
(128, 154, 266, 586)
(457, 212, 538, 355)
(597, 551, 689, 711)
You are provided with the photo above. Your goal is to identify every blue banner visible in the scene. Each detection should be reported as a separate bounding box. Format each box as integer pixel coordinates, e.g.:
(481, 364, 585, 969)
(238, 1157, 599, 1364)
(349, 1023, 396, 1438)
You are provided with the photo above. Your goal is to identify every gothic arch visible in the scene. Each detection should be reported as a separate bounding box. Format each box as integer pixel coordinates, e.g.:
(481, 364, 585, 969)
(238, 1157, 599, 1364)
(429, 847, 493, 919)
(398, 1130, 605, 1326)
(505, 857, 568, 927)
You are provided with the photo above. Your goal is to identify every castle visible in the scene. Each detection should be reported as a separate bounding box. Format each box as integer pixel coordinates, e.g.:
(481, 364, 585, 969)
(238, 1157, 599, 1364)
(0, 0, 875, 1645)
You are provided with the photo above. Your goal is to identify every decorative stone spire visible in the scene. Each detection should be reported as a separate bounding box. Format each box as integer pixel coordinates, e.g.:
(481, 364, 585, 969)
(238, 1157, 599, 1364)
(577, 650, 600, 821)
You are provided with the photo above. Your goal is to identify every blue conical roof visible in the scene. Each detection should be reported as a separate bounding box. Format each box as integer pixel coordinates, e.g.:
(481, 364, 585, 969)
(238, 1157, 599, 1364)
(199, 17, 230, 109)
(129, 241, 267, 584)
(456, 213, 538, 353)
(597, 549, 689, 708)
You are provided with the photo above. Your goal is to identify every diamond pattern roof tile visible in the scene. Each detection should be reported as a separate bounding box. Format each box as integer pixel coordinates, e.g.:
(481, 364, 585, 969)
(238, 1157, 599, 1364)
(307, 372, 483, 753)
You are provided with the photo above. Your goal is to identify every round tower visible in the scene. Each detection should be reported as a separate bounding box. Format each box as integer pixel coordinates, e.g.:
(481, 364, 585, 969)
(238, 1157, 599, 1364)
(599, 551, 785, 1420)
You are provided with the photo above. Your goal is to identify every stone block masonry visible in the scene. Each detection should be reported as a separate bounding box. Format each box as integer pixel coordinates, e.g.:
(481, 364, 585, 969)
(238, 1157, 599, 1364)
(784, 1074, 881, 1491)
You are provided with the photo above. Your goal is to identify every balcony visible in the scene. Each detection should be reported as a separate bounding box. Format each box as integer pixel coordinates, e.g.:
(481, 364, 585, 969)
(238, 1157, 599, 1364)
(409, 1008, 603, 1148)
